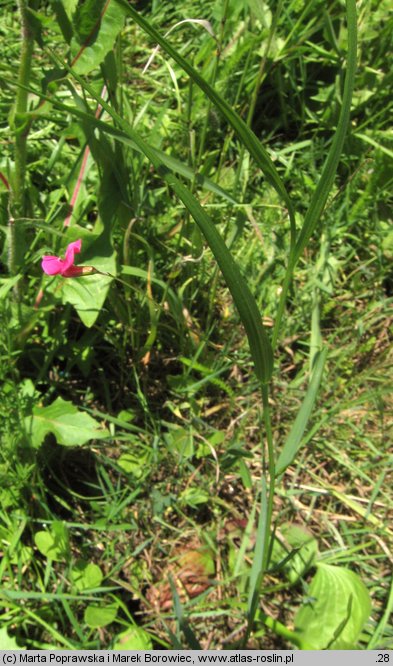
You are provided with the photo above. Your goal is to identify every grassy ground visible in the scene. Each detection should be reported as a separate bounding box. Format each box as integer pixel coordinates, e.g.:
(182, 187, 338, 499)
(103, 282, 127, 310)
(0, 0, 392, 651)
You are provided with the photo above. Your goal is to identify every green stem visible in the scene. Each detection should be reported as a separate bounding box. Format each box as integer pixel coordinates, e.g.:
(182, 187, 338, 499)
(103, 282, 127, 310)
(259, 612, 311, 649)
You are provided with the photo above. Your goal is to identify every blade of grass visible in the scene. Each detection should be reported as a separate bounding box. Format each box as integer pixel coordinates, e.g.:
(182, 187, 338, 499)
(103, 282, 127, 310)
(166, 177, 273, 383)
(276, 348, 328, 476)
(294, 0, 357, 264)
(246, 382, 276, 635)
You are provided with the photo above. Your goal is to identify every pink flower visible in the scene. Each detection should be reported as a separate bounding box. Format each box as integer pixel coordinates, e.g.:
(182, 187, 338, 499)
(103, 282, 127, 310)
(42, 239, 94, 277)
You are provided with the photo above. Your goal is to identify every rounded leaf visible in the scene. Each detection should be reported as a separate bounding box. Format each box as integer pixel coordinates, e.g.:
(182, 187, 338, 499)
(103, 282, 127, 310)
(295, 563, 371, 649)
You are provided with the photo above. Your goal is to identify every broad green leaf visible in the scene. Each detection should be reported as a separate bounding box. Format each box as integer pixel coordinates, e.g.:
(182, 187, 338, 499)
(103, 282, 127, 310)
(276, 348, 327, 476)
(51, 0, 73, 43)
(113, 627, 152, 650)
(71, 560, 103, 591)
(61, 227, 116, 327)
(71, 0, 126, 75)
(270, 523, 318, 583)
(294, 563, 371, 649)
(63, 273, 112, 327)
(34, 521, 69, 562)
(84, 603, 117, 628)
(8, 545, 33, 566)
(0, 627, 25, 650)
(72, 0, 107, 43)
(61, 0, 78, 22)
(27, 397, 109, 448)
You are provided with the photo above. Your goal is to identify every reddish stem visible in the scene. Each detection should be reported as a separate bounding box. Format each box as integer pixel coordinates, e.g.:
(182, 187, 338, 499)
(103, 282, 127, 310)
(63, 85, 107, 227)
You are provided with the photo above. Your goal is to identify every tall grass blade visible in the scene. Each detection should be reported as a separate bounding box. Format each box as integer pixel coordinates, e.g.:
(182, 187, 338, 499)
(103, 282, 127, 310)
(114, 0, 295, 230)
(276, 348, 328, 476)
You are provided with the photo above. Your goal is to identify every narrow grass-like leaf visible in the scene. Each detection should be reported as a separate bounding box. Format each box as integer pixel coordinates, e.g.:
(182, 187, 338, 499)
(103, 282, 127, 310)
(276, 348, 327, 476)
(114, 0, 295, 230)
(166, 176, 273, 383)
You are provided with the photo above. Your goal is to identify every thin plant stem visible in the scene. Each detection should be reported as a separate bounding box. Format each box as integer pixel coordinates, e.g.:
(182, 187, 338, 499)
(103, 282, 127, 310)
(259, 612, 312, 649)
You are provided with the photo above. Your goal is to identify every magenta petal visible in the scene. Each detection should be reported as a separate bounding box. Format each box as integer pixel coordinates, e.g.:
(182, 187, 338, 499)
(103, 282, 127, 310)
(42, 255, 65, 275)
(63, 239, 82, 272)
(41, 239, 83, 277)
